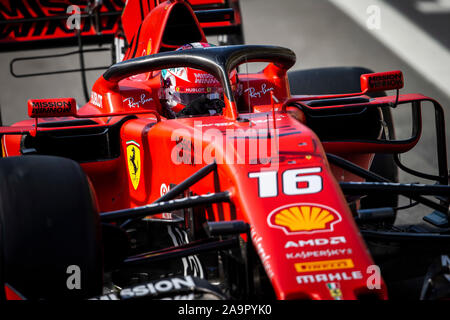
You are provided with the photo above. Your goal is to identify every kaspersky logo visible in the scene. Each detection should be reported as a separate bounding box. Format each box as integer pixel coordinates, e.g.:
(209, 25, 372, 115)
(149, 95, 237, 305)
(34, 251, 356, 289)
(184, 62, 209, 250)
(267, 203, 342, 235)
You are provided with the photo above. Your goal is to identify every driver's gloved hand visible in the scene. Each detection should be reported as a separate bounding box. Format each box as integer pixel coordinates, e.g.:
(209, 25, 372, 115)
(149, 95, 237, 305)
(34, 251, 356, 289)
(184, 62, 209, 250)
(176, 96, 225, 117)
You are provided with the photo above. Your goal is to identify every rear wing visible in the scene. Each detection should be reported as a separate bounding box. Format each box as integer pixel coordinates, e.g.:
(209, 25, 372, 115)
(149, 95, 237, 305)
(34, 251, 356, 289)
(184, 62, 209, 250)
(0, 0, 243, 52)
(0, 0, 123, 52)
(189, 0, 244, 44)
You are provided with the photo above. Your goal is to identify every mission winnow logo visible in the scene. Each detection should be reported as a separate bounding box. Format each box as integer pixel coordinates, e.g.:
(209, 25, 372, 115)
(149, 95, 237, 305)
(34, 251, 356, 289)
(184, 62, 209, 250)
(28, 98, 76, 117)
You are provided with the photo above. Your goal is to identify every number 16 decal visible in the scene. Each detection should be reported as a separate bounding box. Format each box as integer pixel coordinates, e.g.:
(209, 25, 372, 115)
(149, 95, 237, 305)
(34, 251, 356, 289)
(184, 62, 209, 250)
(249, 167, 322, 198)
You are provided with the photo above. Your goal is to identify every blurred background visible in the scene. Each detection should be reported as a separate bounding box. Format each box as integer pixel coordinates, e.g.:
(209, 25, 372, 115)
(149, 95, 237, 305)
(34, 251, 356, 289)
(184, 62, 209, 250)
(0, 0, 449, 224)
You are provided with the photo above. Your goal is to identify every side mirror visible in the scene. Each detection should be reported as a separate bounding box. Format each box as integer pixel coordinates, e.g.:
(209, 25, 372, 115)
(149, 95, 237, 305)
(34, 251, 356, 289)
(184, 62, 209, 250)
(28, 98, 77, 118)
(360, 70, 404, 93)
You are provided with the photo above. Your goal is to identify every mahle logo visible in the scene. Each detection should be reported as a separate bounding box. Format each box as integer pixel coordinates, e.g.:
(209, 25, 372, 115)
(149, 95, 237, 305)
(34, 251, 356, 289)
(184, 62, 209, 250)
(268, 204, 342, 235)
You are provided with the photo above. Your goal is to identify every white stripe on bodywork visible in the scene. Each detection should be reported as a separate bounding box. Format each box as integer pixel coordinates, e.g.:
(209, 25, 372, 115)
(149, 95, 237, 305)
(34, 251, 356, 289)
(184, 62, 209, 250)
(2, 136, 8, 157)
(167, 225, 189, 276)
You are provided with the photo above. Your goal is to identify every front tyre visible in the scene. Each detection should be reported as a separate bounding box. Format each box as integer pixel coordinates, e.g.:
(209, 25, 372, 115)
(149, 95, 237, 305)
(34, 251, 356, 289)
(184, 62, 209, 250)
(0, 155, 103, 299)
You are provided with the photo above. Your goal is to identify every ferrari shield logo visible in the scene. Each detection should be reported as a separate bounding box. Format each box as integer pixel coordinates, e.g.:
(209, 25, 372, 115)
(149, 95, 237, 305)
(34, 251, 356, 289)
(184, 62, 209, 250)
(126, 141, 141, 190)
(326, 283, 343, 300)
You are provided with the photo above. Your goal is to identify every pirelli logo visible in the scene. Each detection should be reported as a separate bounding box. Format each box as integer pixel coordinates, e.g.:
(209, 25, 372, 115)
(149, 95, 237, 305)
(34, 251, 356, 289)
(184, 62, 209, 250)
(294, 259, 354, 273)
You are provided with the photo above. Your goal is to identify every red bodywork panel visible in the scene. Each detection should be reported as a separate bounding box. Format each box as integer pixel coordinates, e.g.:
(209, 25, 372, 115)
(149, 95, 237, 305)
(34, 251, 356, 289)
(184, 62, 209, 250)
(4, 284, 25, 300)
(122, 0, 207, 60)
(119, 113, 386, 300)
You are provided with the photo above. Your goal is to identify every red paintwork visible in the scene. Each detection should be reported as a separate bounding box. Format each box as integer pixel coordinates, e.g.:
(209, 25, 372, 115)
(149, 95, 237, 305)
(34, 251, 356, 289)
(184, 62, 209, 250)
(2, 0, 436, 300)
(124, 0, 207, 60)
(4, 284, 25, 300)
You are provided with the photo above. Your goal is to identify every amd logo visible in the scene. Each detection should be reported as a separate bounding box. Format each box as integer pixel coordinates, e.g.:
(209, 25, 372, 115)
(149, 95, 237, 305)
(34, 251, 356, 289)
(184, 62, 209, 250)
(284, 236, 347, 248)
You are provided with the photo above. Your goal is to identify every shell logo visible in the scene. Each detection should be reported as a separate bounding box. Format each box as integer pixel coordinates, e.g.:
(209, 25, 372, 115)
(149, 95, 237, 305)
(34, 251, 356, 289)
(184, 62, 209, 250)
(267, 203, 342, 235)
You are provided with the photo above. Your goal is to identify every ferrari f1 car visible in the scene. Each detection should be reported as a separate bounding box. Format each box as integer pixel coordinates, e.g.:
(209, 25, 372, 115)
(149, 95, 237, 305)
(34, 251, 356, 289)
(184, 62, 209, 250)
(0, 0, 449, 300)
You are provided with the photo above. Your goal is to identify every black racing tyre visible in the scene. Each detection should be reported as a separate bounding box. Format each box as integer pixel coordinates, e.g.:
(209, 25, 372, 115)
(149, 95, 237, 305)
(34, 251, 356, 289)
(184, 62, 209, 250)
(288, 67, 398, 213)
(0, 155, 103, 299)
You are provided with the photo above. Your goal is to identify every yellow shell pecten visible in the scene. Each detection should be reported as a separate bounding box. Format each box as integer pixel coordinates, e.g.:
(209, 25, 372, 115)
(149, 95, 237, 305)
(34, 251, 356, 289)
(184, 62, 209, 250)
(274, 205, 336, 232)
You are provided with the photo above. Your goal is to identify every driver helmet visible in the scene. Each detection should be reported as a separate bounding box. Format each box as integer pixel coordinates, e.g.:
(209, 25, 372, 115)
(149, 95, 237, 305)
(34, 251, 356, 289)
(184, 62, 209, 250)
(160, 42, 231, 114)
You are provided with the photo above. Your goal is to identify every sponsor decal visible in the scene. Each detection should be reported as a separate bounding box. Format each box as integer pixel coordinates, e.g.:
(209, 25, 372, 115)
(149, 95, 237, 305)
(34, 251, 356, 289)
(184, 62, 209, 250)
(28, 98, 76, 118)
(296, 271, 363, 284)
(250, 167, 322, 198)
(251, 228, 274, 279)
(361, 71, 404, 92)
(126, 140, 141, 190)
(194, 73, 219, 85)
(90, 91, 102, 108)
(286, 248, 353, 260)
(268, 203, 342, 235)
(123, 93, 153, 108)
(327, 282, 343, 300)
(90, 276, 196, 300)
(294, 259, 354, 273)
(284, 236, 347, 248)
(368, 73, 403, 90)
(31, 101, 71, 109)
(177, 87, 220, 94)
(244, 83, 274, 98)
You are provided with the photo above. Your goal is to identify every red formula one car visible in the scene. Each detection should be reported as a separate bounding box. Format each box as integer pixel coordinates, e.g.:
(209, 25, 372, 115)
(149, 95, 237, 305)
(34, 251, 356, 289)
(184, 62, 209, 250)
(0, 0, 449, 300)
